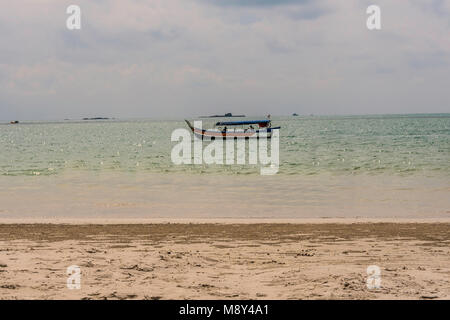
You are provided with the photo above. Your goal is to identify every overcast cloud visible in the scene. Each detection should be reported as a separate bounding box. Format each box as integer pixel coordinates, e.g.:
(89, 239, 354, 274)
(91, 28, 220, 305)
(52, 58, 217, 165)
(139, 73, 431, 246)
(0, 0, 449, 120)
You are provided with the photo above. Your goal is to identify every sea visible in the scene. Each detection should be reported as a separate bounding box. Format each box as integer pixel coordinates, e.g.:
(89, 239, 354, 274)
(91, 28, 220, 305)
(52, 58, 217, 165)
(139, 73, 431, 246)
(0, 114, 448, 219)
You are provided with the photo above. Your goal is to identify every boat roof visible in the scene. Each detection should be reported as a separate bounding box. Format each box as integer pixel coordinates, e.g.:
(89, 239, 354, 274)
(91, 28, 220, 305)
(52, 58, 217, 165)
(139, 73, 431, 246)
(215, 120, 270, 126)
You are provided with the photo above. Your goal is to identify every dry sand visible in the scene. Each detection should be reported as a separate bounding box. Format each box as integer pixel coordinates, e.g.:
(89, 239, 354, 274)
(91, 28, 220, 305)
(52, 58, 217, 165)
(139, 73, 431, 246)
(0, 223, 449, 300)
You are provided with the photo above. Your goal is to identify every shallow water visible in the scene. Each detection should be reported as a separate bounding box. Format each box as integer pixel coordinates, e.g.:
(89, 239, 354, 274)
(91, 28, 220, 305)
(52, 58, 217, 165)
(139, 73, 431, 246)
(0, 172, 448, 219)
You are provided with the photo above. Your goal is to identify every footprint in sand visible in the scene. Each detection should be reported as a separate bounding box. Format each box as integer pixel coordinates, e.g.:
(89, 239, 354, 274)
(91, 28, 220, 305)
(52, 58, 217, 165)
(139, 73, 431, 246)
(1, 284, 19, 289)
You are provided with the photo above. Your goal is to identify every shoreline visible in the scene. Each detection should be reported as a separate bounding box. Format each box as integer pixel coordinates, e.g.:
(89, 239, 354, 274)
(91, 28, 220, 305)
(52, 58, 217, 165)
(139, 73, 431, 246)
(1, 222, 449, 241)
(1, 217, 450, 224)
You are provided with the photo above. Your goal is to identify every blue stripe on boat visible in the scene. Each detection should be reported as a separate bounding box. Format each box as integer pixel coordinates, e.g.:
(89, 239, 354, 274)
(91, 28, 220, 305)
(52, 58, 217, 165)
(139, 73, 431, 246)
(215, 120, 271, 126)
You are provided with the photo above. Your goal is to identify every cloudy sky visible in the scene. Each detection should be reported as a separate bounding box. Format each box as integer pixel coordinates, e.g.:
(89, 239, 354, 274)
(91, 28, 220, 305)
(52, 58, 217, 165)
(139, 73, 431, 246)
(0, 0, 449, 120)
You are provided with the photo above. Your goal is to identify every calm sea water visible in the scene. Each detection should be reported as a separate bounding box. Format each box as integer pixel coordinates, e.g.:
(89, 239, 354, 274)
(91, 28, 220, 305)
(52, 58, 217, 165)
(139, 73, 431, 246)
(0, 114, 448, 219)
(0, 114, 449, 177)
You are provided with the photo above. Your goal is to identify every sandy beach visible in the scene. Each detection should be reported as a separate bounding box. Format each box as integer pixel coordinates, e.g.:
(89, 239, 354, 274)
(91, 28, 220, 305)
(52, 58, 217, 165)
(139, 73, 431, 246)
(0, 222, 449, 300)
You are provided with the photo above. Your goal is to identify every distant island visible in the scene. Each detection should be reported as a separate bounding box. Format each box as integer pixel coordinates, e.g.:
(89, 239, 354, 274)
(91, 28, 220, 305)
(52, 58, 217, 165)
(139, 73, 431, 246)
(82, 117, 110, 120)
(200, 113, 245, 118)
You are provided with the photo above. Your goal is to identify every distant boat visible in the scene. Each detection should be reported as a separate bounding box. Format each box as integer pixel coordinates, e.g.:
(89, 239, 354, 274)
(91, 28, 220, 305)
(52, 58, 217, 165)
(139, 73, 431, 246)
(292, 113, 299, 116)
(185, 119, 280, 139)
(10, 121, 19, 124)
(199, 113, 245, 118)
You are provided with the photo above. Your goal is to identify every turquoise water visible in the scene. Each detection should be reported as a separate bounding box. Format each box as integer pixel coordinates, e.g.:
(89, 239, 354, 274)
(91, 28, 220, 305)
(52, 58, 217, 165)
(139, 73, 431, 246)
(1, 114, 448, 177)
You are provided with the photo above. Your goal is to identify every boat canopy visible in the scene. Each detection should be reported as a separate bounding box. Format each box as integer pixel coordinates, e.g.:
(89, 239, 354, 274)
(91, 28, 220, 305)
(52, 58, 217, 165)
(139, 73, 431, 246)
(215, 120, 270, 126)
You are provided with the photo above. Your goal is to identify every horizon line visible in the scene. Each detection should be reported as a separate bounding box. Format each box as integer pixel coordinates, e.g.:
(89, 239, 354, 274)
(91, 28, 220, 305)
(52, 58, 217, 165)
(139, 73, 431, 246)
(1, 112, 450, 123)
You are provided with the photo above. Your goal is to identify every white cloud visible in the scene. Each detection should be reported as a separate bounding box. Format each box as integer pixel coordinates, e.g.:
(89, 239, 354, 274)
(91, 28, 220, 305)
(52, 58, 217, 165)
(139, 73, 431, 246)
(0, 0, 449, 120)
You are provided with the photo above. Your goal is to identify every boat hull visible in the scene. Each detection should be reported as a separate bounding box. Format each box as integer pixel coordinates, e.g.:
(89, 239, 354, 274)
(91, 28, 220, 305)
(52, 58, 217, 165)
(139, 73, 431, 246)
(185, 120, 279, 139)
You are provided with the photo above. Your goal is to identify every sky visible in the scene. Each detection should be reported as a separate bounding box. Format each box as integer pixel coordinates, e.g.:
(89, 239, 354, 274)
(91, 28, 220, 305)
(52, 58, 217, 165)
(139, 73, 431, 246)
(0, 0, 449, 120)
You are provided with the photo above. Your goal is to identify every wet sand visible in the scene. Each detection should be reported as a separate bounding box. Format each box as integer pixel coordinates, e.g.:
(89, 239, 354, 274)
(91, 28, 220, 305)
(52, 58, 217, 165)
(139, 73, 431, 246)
(0, 223, 449, 300)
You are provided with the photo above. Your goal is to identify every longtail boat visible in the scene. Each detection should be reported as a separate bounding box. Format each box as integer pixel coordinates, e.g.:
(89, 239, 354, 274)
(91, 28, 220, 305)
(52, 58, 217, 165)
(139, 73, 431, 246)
(185, 119, 280, 139)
